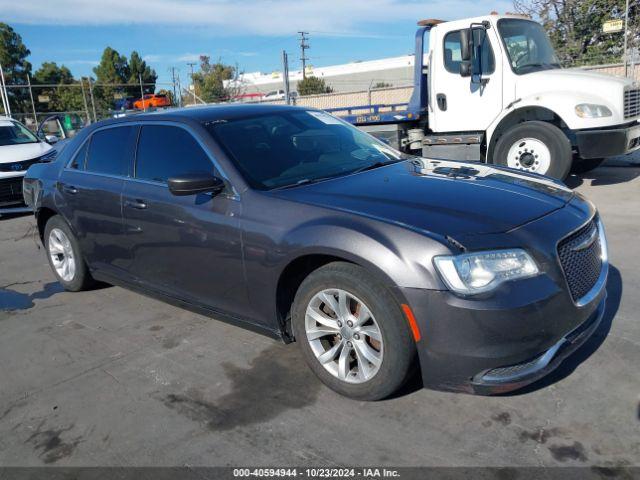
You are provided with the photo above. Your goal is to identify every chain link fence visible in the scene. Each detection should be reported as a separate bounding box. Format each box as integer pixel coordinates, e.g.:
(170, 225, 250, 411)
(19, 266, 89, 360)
(1, 63, 638, 136)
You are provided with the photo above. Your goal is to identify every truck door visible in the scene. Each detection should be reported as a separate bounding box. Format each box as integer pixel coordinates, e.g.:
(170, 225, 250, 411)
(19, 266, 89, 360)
(430, 24, 503, 133)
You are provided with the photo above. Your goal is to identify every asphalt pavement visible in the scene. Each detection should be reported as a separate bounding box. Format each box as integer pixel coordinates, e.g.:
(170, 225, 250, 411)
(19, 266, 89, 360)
(0, 162, 639, 469)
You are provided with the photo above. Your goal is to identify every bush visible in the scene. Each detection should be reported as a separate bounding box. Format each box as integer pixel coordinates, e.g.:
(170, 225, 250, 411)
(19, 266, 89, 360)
(298, 76, 334, 96)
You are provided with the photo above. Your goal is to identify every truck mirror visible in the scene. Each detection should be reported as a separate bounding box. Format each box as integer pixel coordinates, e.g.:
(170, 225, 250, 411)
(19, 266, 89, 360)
(460, 28, 472, 62)
(460, 61, 472, 77)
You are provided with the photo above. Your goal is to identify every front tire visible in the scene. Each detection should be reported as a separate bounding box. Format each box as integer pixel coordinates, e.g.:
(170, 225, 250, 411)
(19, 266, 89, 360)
(44, 215, 94, 291)
(492, 121, 572, 180)
(291, 262, 416, 400)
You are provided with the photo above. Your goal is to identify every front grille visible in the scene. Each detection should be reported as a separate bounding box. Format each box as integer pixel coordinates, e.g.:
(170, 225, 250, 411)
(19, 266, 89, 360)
(557, 219, 602, 302)
(0, 157, 42, 173)
(624, 87, 640, 119)
(0, 177, 25, 205)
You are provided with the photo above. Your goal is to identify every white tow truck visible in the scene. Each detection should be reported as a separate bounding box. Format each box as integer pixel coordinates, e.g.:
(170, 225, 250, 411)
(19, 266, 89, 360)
(336, 13, 640, 179)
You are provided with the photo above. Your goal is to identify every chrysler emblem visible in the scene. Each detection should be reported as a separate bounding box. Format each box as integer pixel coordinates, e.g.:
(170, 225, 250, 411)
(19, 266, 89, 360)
(572, 228, 598, 252)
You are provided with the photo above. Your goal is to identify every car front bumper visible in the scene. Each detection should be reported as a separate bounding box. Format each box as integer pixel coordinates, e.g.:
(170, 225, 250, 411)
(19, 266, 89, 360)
(575, 122, 640, 159)
(398, 203, 608, 395)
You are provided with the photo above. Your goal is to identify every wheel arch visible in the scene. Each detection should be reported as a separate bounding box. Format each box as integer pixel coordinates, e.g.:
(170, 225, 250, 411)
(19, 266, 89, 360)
(274, 251, 408, 342)
(36, 207, 59, 242)
(486, 106, 569, 163)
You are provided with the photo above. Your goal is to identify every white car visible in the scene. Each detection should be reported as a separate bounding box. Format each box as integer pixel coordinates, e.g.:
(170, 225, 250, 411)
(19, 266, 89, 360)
(0, 117, 57, 212)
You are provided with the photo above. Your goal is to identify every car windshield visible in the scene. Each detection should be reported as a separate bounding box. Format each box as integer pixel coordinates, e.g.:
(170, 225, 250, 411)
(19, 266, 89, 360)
(0, 120, 39, 146)
(498, 19, 561, 74)
(206, 110, 410, 190)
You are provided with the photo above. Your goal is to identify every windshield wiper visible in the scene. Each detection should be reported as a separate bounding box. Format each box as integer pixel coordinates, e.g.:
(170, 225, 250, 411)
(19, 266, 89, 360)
(349, 159, 398, 175)
(517, 62, 559, 72)
(270, 176, 337, 190)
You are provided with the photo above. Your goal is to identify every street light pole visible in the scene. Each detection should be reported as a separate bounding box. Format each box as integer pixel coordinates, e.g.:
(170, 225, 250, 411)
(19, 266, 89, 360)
(624, 0, 630, 77)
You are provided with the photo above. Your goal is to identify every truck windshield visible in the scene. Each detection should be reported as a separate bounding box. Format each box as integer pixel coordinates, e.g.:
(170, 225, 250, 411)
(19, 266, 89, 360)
(206, 110, 409, 190)
(498, 19, 561, 74)
(0, 120, 39, 146)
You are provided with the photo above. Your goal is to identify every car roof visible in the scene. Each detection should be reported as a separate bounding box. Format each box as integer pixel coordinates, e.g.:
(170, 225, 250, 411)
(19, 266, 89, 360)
(90, 104, 311, 129)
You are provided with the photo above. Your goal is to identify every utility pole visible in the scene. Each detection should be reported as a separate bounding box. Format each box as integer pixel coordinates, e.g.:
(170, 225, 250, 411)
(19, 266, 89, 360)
(282, 50, 291, 105)
(298, 31, 310, 79)
(176, 72, 183, 108)
(187, 62, 197, 104)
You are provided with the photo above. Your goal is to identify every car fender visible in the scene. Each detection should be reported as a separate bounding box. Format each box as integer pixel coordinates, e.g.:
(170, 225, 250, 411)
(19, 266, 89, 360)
(272, 216, 450, 292)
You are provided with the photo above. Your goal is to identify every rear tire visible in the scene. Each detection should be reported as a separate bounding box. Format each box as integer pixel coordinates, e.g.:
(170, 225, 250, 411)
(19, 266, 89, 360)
(571, 157, 605, 174)
(44, 215, 94, 292)
(492, 121, 572, 180)
(291, 262, 416, 400)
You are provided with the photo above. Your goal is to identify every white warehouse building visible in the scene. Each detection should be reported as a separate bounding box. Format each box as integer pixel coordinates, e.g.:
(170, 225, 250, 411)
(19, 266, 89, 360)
(226, 55, 415, 95)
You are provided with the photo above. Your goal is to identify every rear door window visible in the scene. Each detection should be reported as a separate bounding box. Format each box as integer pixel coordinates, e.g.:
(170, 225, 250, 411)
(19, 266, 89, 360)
(69, 138, 90, 170)
(85, 126, 138, 176)
(135, 125, 214, 183)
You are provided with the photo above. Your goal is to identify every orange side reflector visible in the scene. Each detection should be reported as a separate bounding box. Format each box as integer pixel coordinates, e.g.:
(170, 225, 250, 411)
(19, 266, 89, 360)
(401, 304, 421, 342)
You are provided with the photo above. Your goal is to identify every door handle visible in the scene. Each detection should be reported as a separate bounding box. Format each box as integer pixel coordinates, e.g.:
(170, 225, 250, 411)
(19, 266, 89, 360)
(436, 93, 447, 111)
(62, 185, 78, 195)
(125, 199, 148, 210)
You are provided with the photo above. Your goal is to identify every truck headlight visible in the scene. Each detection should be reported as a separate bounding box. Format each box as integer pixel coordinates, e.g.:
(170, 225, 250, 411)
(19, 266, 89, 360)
(575, 104, 612, 118)
(433, 249, 539, 295)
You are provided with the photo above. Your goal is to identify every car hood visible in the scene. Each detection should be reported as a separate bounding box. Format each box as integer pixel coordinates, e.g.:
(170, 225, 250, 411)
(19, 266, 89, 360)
(271, 159, 574, 237)
(0, 142, 53, 163)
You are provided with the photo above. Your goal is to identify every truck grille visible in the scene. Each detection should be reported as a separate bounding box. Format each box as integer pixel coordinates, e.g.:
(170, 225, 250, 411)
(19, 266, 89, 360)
(557, 219, 602, 303)
(624, 87, 640, 118)
(0, 177, 25, 206)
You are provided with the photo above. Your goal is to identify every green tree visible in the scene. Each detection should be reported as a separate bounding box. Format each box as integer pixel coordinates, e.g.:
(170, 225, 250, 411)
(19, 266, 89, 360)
(0, 23, 32, 114)
(92, 47, 130, 115)
(190, 56, 236, 104)
(297, 76, 333, 96)
(32, 62, 85, 113)
(514, 0, 639, 66)
(126, 51, 157, 96)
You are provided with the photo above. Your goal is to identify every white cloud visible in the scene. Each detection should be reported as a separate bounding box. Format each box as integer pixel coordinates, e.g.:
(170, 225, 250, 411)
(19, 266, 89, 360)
(1, 0, 513, 36)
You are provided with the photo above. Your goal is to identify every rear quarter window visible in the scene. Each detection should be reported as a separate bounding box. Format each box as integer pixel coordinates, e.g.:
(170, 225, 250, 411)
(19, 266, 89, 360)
(85, 125, 138, 176)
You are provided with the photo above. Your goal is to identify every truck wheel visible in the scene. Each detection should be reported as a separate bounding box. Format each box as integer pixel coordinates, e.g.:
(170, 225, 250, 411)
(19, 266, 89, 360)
(291, 262, 416, 401)
(493, 121, 572, 180)
(44, 215, 95, 292)
(571, 158, 605, 174)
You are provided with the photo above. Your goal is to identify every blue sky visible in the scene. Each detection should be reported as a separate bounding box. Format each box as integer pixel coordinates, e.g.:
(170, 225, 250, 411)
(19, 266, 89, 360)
(2, 0, 512, 87)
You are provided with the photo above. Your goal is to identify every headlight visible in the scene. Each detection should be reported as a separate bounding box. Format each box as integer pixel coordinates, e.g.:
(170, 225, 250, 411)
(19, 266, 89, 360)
(433, 249, 539, 295)
(575, 104, 612, 118)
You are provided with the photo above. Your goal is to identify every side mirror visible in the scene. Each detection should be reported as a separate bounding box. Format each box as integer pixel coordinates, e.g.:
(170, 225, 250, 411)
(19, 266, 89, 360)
(460, 28, 472, 62)
(459, 61, 472, 77)
(45, 134, 59, 144)
(168, 174, 225, 196)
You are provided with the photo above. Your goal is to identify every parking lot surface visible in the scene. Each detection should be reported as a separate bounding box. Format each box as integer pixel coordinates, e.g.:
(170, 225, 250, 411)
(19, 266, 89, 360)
(0, 163, 639, 469)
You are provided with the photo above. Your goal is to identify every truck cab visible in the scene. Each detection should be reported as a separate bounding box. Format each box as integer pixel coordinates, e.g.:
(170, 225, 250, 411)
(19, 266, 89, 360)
(353, 13, 640, 179)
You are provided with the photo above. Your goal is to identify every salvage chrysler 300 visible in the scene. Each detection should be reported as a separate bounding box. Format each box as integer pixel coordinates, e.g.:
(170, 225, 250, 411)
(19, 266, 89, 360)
(23, 105, 608, 400)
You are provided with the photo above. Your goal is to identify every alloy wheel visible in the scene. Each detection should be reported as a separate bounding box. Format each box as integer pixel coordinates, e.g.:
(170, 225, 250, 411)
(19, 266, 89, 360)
(48, 227, 76, 282)
(305, 288, 383, 383)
